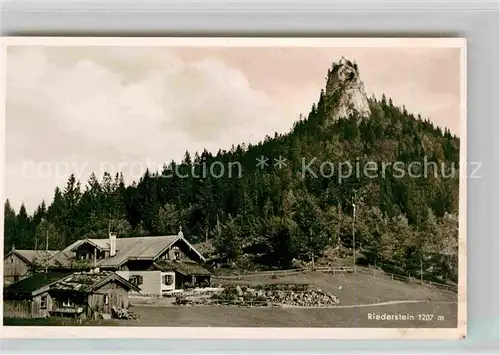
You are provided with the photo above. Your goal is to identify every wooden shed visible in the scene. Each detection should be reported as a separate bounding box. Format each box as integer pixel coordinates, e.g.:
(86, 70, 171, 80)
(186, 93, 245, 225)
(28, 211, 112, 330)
(3, 272, 71, 318)
(3, 249, 60, 285)
(3, 271, 140, 319)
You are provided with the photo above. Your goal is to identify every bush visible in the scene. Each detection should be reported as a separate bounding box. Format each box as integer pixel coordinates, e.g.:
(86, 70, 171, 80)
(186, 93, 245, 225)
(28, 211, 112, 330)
(255, 295, 267, 302)
(199, 279, 211, 288)
(175, 297, 188, 305)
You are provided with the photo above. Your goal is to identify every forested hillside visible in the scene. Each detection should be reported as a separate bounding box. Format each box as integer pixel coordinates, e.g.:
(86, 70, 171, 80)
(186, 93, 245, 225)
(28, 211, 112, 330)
(4, 60, 460, 283)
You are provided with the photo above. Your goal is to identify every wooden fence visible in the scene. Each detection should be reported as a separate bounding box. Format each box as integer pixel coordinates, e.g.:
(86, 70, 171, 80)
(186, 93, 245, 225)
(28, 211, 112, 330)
(214, 268, 304, 279)
(3, 300, 34, 318)
(213, 265, 457, 292)
(213, 266, 353, 280)
(209, 299, 273, 307)
(355, 267, 458, 292)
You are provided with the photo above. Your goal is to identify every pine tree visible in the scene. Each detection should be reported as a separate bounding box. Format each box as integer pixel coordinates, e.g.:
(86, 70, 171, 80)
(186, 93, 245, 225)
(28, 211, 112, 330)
(264, 216, 298, 268)
(16, 204, 32, 249)
(153, 203, 183, 235)
(213, 215, 243, 262)
(4, 199, 17, 251)
(5, 61, 459, 280)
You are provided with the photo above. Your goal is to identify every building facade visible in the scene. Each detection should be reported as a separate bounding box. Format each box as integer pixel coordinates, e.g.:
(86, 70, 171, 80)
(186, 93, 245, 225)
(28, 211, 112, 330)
(47, 228, 211, 295)
(3, 271, 140, 319)
(3, 249, 59, 285)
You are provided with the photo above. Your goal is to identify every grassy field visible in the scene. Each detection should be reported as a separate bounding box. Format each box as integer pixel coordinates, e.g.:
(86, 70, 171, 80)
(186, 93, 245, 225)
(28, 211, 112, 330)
(4, 302, 457, 328)
(132, 302, 457, 327)
(214, 269, 457, 305)
(4, 268, 457, 328)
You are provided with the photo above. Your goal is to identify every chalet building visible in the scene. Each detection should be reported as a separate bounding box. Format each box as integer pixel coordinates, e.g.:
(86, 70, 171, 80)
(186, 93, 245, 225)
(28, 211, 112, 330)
(3, 271, 140, 319)
(47, 228, 211, 295)
(3, 248, 60, 285)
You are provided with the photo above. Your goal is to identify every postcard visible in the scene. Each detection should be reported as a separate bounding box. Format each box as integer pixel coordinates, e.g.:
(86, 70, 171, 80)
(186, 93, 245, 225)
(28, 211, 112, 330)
(0, 37, 466, 339)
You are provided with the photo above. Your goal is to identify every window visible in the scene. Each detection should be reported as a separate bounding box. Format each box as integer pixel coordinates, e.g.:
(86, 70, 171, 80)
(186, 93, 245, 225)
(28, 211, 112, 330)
(174, 251, 180, 260)
(62, 299, 74, 307)
(163, 275, 173, 286)
(40, 295, 47, 309)
(130, 275, 144, 286)
(104, 295, 109, 305)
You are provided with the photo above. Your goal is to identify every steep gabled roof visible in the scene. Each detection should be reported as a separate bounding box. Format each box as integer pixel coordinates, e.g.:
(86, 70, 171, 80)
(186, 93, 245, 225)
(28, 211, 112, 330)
(4, 250, 60, 266)
(100, 235, 178, 266)
(69, 238, 111, 252)
(52, 271, 141, 293)
(49, 235, 206, 269)
(4, 271, 141, 298)
(48, 240, 86, 269)
(3, 272, 72, 298)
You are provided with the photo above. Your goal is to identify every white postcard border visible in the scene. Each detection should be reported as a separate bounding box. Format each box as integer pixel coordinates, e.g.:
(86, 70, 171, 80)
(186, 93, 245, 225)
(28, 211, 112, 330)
(0, 36, 467, 340)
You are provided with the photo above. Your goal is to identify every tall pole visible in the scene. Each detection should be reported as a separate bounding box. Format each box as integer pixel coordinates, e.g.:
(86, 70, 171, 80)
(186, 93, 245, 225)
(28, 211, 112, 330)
(352, 191, 356, 273)
(337, 202, 341, 248)
(418, 214, 423, 284)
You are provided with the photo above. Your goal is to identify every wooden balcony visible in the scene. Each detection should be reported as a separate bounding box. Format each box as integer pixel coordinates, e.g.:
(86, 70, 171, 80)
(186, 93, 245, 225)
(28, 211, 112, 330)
(51, 306, 84, 314)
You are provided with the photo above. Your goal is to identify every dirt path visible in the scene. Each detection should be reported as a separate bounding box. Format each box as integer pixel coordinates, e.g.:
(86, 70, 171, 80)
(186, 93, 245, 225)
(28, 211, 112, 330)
(128, 302, 457, 327)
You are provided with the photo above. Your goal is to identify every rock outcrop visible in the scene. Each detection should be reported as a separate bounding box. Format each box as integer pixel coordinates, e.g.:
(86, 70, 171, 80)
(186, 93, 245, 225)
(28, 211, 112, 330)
(325, 57, 371, 122)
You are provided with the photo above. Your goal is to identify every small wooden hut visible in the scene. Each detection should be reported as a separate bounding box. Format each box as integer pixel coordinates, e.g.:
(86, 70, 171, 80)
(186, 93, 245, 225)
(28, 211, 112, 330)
(4, 271, 140, 319)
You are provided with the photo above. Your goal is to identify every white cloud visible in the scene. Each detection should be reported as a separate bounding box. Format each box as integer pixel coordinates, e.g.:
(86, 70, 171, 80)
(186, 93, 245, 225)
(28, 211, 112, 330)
(5, 46, 462, 213)
(6, 47, 294, 212)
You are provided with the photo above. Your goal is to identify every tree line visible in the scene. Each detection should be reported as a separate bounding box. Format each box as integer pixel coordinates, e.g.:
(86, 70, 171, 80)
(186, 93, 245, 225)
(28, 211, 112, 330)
(4, 83, 460, 283)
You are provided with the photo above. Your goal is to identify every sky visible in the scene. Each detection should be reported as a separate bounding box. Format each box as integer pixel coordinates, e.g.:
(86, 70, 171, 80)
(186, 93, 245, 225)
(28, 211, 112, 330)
(5, 45, 462, 213)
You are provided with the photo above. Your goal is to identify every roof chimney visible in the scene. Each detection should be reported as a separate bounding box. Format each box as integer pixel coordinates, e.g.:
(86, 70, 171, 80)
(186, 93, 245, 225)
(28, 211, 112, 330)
(178, 225, 184, 239)
(109, 232, 117, 257)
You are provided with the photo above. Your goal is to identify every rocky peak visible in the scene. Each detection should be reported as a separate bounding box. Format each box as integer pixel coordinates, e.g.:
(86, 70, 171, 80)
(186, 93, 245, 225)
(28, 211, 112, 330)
(325, 57, 371, 122)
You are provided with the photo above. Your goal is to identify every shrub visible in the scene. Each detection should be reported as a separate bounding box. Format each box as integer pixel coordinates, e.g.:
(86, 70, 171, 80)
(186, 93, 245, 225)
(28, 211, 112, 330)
(199, 279, 211, 288)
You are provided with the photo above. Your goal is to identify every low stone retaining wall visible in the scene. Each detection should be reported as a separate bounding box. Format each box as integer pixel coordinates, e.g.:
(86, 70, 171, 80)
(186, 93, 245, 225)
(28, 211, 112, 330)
(176, 284, 340, 307)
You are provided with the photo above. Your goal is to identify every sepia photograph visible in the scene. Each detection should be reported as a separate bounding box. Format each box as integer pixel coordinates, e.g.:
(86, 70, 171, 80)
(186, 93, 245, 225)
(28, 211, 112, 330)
(1, 37, 466, 338)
